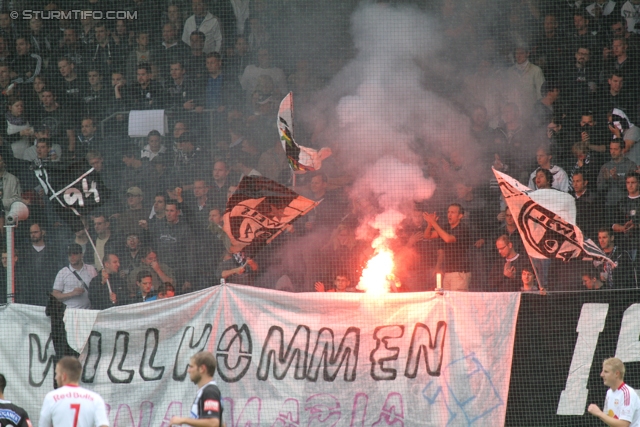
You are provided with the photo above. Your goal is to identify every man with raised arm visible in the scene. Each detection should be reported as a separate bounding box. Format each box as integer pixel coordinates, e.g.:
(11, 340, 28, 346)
(39, 356, 109, 427)
(170, 351, 222, 427)
(588, 357, 640, 426)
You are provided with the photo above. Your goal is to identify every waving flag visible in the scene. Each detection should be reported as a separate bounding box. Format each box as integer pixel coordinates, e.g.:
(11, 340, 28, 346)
(223, 176, 318, 255)
(493, 168, 614, 266)
(33, 160, 110, 232)
(278, 92, 332, 173)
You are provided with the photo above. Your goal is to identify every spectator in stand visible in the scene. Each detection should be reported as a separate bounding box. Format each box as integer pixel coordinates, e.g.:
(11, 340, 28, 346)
(155, 23, 189, 81)
(90, 23, 124, 74)
(143, 198, 195, 293)
(489, 235, 531, 292)
(531, 14, 564, 81)
(533, 81, 560, 127)
(182, 0, 223, 54)
(569, 142, 601, 190)
(115, 187, 148, 239)
(594, 227, 635, 287)
(56, 28, 88, 74)
(494, 103, 532, 184)
(315, 273, 360, 293)
(185, 31, 208, 81)
(133, 271, 157, 302)
(423, 203, 471, 291)
(125, 31, 153, 84)
(598, 140, 637, 216)
(82, 68, 110, 121)
(156, 283, 175, 299)
(141, 130, 167, 161)
(611, 171, 640, 252)
(182, 178, 214, 231)
(89, 253, 130, 309)
(36, 89, 76, 152)
(165, 60, 203, 111)
(15, 223, 60, 306)
(571, 170, 600, 239)
(569, 10, 603, 56)
(581, 266, 606, 289)
(5, 97, 34, 160)
(301, 172, 349, 233)
(528, 146, 570, 192)
(216, 252, 258, 285)
(561, 46, 598, 120)
(595, 71, 634, 123)
(240, 48, 287, 105)
(506, 44, 545, 113)
(13, 36, 42, 84)
(608, 16, 640, 58)
(578, 111, 609, 163)
(494, 208, 523, 254)
(211, 160, 231, 210)
(585, 0, 620, 33)
(520, 265, 539, 292)
(23, 136, 62, 164)
(165, 4, 185, 38)
(56, 58, 85, 114)
(75, 117, 103, 160)
(52, 243, 98, 309)
(119, 232, 143, 280)
(91, 214, 119, 271)
(224, 36, 251, 82)
(126, 63, 165, 110)
(609, 108, 640, 165)
(173, 132, 210, 187)
(607, 36, 639, 99)
(204, 52, 232, 111)
(127, 247, 175, 295)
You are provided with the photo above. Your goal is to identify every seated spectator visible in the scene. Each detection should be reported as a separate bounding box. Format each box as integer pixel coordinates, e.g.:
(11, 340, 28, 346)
(52, 243, 98, 309)
(13, 36, 42, 84)
(133, 271, 157, 302)
(126, 63, 165, 110)
(597, 140, 637, 212)
(581, 265, 606, 289)
(165, 60, 202, 111)
(56, 28, 88, 73)
(489, 235, 531, 292)
(182, 0, 222, 54)
(88, 253, 130, 309)
(528, 146, 569, 191)
(609, 108, 640, 165)
(141, 130, 167, 161)
(75, 117, 103, 159)
(5, 97, 34, 159)
(127, 247, 175, 295)
(56, 58, 85, 112)
(315, 273, 360, 293)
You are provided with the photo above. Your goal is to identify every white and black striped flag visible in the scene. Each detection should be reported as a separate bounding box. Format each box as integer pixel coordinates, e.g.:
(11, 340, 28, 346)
(493, 168, 614, 266)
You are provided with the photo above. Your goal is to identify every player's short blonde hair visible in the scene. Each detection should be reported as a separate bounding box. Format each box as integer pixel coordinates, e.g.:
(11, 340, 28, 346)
(604, 357, 625, 379)
(57, 356, 82, 382)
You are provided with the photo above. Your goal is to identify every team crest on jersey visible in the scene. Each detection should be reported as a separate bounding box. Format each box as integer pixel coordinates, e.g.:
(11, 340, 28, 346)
(615, 399, 620, 405)
(203, 399, 219, 412)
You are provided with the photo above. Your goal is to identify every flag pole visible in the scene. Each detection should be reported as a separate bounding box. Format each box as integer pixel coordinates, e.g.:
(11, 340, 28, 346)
(84, 227, 113, 296)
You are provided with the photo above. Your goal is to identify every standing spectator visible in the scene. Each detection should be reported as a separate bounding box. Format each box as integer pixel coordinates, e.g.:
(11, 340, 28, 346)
(127, 247, 175, 294)
(115, 187, 148, 239)
(89, 253, 129, 309)
(16, 223, 60, 306)
(13, 37, 42, 84)
(528, 146, 570, 191)
(506, 45, 545, 113)
(182, 0, 223, 54)
(90, 23, 124, 74)
(423, 203, 471, 291)
(185, 31, 208, 81)
(211, 160, 231, 210)
(52, 243, 98, 309)
(611, 171, 640, 252)
(91, 214, 118, 270)
(240, 48, 287, 102)
(598, 140, 637, 215)
(126, 31, 153, 83)
(571, 171, 600, 239)
(488, 235, 531, 292)
(155, 24, 189, 81)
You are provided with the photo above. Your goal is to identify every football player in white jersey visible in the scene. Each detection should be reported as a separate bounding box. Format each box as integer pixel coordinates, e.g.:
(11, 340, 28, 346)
(170, 352, 222, 427)
(39, 357, 109, 427)
(588, 357, 640, 426)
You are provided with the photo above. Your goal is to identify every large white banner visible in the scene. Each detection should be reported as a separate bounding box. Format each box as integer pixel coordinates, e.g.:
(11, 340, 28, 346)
(0, 285, 520, 426)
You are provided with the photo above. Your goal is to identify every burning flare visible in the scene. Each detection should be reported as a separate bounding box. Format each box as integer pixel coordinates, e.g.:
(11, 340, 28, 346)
(357, 246, 401, 295)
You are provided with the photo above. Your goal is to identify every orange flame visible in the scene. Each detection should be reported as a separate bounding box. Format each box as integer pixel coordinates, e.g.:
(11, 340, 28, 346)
(357, 247, 401, 294)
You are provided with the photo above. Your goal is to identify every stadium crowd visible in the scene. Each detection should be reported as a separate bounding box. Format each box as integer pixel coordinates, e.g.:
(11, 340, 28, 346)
(0, 0, 638, 306)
